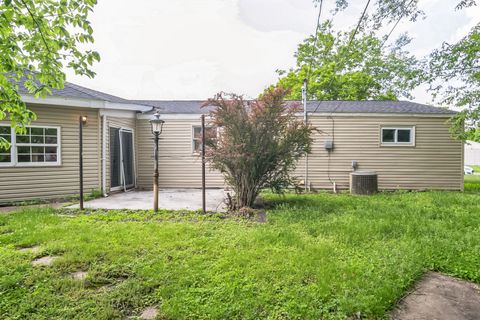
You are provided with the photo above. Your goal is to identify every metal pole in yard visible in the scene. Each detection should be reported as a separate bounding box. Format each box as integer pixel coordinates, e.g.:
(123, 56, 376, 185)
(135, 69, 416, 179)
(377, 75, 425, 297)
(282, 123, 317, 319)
(201, 114, 206, 214)
(79, 116, 85, 210)
(149, 110, 164, 213)
(153, 131, 159, 212)
(302, 78, 309, 192)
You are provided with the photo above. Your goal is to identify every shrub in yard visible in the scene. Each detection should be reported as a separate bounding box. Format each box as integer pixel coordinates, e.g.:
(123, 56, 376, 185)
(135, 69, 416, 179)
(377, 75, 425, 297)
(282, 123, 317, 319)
(204, 87, 314, 210)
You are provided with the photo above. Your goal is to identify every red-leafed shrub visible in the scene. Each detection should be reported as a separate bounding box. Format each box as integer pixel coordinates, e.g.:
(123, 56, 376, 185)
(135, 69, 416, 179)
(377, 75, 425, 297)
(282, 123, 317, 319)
(204, 87, 314, 210)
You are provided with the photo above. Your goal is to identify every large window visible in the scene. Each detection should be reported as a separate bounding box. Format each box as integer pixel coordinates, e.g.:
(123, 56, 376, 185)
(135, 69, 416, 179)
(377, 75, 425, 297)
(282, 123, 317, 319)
(381, 127, 415, 146)
(0, 125, 61, 166)
(192, 126, 217, 154)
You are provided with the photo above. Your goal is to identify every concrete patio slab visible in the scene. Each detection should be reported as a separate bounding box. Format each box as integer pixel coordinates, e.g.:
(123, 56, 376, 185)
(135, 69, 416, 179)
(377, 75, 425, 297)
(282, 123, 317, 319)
(392, 272, 480, 320)
(69, 189, 226, 212)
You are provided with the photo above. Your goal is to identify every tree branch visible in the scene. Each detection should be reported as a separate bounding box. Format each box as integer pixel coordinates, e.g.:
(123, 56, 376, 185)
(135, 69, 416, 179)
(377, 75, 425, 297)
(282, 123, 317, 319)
(18, 0, 53, 56)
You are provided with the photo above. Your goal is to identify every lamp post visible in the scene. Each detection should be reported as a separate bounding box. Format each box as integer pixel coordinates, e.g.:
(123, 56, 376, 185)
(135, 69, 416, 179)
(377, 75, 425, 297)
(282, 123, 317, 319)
(79, 116, 88, 210)
(149, 110, 165, 212)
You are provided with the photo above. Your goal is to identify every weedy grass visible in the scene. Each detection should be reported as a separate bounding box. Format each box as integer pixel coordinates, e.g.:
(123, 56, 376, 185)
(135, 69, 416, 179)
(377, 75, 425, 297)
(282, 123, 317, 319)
(0, 188, 479, 319)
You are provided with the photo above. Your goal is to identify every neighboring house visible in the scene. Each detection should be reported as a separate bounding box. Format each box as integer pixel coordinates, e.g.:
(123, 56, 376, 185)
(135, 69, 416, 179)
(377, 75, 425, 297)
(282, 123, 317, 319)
(0, 81, 463, 204)
(465, 141, 480, 165)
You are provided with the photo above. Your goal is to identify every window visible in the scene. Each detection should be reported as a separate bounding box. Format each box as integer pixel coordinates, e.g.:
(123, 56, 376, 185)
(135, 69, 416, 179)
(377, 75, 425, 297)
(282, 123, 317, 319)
(0, 125, 61, 166)
(381, 127, 415, 146)
(0, 125, 12, 165)
(16, 127, 60, 164)
(192, 126, 217, 154)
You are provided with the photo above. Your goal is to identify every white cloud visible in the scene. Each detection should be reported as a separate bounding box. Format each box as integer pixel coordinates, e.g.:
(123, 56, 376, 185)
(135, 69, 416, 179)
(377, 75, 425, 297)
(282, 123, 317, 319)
(64, 0, 480, 103)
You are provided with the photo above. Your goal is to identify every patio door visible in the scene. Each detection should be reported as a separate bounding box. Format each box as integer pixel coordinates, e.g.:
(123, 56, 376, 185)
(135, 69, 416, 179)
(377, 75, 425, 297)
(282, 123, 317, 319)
(110, 128, 135, 191)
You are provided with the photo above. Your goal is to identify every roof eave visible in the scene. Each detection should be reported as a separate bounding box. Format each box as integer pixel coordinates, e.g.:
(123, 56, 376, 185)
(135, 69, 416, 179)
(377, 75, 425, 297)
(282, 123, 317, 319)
(21, 95, 151, 112)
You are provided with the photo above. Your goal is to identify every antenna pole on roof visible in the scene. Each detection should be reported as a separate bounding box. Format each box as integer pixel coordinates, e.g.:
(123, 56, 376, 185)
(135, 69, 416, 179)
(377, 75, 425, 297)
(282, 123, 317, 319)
(302, 78, 309, 192)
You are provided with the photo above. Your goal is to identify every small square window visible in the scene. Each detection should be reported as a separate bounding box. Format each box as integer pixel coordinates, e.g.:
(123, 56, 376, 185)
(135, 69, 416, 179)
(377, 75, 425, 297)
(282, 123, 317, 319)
(381, 127, 414, 146)
(192, 126, 217, 153)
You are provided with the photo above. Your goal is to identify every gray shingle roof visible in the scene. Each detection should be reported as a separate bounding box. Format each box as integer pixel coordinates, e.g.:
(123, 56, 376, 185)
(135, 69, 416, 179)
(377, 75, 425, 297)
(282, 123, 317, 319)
(14, 75, 454, 115)
(16, 76, 135, 104)
(304, 100, 455, 114)
(132, 100, 456, 115)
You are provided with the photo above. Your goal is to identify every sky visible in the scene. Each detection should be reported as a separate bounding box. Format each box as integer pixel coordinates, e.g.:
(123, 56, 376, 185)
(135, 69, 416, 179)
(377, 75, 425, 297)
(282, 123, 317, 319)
(64, 0, 480, 103)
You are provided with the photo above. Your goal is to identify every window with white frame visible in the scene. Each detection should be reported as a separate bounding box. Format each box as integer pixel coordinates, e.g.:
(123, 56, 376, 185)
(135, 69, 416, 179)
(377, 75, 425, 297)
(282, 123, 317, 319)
(192, 126, 217, 154)
(0, 125, 13, 165)
(381, 127, 415, 146)
(15, 127, 60, 164)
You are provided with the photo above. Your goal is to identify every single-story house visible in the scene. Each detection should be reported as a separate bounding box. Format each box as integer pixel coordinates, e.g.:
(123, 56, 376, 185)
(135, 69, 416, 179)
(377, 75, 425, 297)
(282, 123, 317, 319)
(0, 80, 463, 204)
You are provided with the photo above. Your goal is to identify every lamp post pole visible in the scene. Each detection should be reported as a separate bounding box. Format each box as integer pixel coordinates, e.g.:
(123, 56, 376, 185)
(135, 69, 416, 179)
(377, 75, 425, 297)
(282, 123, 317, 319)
(153, 130, 159, 212)
(79, 116, 87, 210)
(201, 114, 206, 214)
(150, 110, 164, 213)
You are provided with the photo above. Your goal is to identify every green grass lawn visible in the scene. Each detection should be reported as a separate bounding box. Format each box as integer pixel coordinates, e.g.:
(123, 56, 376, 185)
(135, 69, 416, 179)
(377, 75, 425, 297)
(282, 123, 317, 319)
(1, 188, 480, 319)
(465, 165, 480, 192)
(465, 174, 480, 192)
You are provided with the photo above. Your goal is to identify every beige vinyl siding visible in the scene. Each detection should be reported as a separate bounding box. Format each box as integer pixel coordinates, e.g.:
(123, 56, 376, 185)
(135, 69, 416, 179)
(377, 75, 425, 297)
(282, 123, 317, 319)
(103, 115, 137, 191)
(136, 118, 224, 189)
(296, 115, 463, 191)
(0, 104, 100, 203)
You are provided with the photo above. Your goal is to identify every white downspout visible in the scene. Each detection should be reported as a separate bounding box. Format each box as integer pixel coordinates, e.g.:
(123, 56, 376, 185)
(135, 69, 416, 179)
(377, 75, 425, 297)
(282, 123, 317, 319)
(102, 115, 108, 197)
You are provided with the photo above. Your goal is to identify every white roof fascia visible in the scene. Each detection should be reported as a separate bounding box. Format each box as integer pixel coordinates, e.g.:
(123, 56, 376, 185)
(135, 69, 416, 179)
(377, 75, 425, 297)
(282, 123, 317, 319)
(104, 101, 151, 112)
(99, 109, 137, 119)
(21, 95, 150, 112)
(137, 113, 206, 120)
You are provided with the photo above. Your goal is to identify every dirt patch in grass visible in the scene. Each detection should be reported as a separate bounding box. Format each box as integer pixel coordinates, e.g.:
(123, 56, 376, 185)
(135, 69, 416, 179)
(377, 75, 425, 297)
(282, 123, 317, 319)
(18, 245, 41, 253)
(32, 256, 59, 267)
(70, 271, 88, 280)
(139, 306, 158, 319)
(392, 272, 480, 320)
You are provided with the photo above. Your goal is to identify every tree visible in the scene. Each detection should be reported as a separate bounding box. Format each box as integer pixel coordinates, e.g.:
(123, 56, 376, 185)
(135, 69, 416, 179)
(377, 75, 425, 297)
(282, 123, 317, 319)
(0, 0, 99, 147)
(427, 24, 480, 141)
(204, 87, 315, 211)
(327, 0, 476, 27)
(311, 0, 479, 141)
(275, 22, 421, 101)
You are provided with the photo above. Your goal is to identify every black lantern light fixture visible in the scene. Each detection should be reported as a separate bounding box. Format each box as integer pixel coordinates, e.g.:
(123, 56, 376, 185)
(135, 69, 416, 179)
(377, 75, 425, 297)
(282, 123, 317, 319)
(149, 110, 165, 212)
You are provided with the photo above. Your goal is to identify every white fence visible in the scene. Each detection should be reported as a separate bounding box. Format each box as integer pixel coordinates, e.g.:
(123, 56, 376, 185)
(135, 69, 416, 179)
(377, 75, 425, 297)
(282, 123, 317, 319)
(465, 141, 480, 165)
